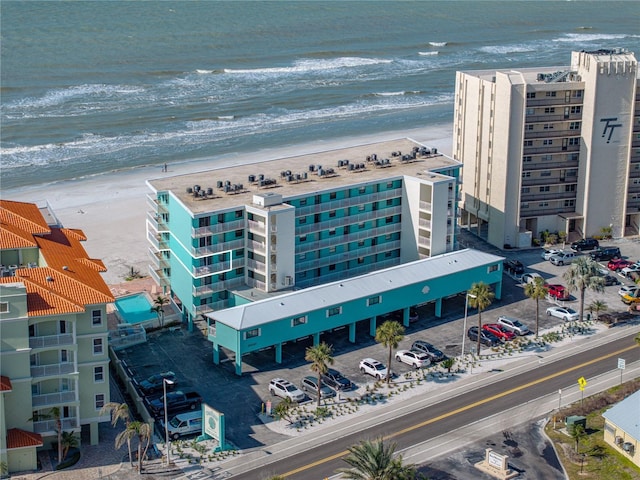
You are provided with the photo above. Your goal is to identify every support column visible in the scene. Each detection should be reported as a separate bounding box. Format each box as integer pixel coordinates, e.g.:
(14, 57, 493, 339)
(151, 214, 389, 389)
(187, 313, 194, 333)
(494, 280, 502, 300)
(90, 421, 99, 445)
(275, 343, 282, 364)
(313, 332, 320, 346)
(402, 308, 410, 328)
(212, 343, 220, 364)
(369, 317, 376, 337)
(235, 352, 243, 376)
(435, 298, 442, 317)
(349, 322, 356, 343)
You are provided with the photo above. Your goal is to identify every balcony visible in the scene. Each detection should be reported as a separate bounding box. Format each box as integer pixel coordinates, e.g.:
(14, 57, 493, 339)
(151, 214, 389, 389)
(192, 239, 245, 257)
(295, 188, 402, 217)
(29, 333, 74, 349)
(246, 258, 266, 274)
(523, 144, 580, 155)
(526, 97, 583, 107)
(193, 219, 245, 238)
(521, 191, 577, 202)
(193, 277, 244, 297)
(419, 218, 432, 230)
(525, 113, 582, 123)
(193, 260, 233, 277)
(296, 223, 402, 254)
(148, 267, 170, 288)
(521, 177, 578, 187)
(524, 129, 581, 139)
(419, 200, 432, 212)
(33, 418, 78, 434)
(296, 205, 403, 236)
(194, 299, 228, 316)
(31, 363, 76, 378)
(520, 206, 575, 218)
(295, 258, 400, 288)
(32, 391, 77, 407)
(247, 219, 266, 234)
(296, 240, 401, 273)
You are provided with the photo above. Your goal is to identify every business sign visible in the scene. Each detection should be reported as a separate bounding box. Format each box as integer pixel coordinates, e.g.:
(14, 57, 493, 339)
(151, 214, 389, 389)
(203, 404, 225, 446)
(600, 117, 622, 144)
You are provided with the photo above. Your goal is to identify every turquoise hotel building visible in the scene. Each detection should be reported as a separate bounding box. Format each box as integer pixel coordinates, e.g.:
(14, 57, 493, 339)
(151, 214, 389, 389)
(146, 138, 504, 373)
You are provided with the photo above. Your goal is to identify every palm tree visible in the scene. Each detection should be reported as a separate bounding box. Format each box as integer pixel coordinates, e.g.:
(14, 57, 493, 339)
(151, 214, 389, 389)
(468, 282, 495, 354)
(29, 407, 63, 462)
(336, 437, 416, 480)
(152, 295, 169, 327)
(305, 342, 334, 406)
(60, 431, 78, 461)
(273, 397, 296, 424)
(570, 423, 587, 453)
(101, 402, 133, 466)
(115, 423, 138, 468)
(524, 276, 548, 337)
(135, 422, 152, 472)
(563, 257, 605, 326)
(588, 299, 607, 321)
(375, 320, 405, 384)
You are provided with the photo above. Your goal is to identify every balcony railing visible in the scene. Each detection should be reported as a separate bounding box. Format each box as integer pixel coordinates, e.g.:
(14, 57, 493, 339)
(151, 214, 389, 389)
(29, 333, 74, 349)
(33, 418, 78, 433)
(193, 219, 245, 238)
(32, 391, 77, 407)
(31, 363, 76, 378)
(295, 188, 402, 217)
(192, 239, 245, 258)
(296, 223, 402, 255)
(148, 267, 170, 287)
(194, 299, 228, 316)
(419, 200, 432, 212)
(523, 144, 580, 155)
(247, 219, 266, 234)
(296, 206, 402, 235)
(526, 97, 583, 107)
(296, 241, 401, 273)
(524, 129, 581, 139)
(295, 258, 400, 288)
(193, 277, 244, 297)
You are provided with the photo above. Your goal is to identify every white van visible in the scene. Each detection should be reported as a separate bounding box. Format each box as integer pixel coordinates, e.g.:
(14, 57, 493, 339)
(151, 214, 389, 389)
(165, 411, 202, 439)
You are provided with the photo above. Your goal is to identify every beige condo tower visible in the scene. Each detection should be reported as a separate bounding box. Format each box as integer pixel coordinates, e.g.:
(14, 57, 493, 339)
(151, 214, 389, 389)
(454, 48, 639, 249)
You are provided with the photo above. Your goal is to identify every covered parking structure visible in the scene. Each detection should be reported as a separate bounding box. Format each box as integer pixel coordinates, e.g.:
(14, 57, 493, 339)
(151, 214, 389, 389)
(206, 248, 504, 375)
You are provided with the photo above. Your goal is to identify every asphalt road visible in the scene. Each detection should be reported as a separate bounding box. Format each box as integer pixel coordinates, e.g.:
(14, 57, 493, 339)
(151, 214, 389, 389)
(230, 331, 640, 479)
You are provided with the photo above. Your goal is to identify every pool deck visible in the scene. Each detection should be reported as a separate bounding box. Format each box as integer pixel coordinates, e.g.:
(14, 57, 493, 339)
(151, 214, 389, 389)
(107, 277, 169, 330)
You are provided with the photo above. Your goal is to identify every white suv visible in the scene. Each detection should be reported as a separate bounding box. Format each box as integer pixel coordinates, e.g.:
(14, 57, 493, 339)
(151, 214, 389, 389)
(497, 316, 530, 336)
(359, 358, 390, 380)
(268, 378, 305, 402)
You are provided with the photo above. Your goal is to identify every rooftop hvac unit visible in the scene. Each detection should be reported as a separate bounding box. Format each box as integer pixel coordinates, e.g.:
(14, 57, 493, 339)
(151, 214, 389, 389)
(186, 187, 193, 193)
(206, 187, 213, 195)
(258, 174, 264, 181)
(248, 174, 255, 182)
(622, 442, 634, 453)
(309, 164, 315, 172)
(194, 185, 201, 192)
(217, 180, 223, 188)
(615, 436, 624, 446)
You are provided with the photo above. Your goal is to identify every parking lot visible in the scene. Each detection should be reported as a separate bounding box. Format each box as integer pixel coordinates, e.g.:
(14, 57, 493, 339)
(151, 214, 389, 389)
(113, 234, 640, 450)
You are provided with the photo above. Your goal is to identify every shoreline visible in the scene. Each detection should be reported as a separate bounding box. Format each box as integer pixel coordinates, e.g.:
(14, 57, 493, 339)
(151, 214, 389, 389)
(4, 124, 453, 284)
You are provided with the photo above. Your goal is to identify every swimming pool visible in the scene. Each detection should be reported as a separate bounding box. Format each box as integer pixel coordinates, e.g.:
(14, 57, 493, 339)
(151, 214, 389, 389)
(114, 293, 156, 325)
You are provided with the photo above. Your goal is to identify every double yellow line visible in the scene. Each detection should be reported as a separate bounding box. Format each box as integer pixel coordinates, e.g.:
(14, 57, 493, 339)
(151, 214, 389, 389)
(281, 343, 638, 477)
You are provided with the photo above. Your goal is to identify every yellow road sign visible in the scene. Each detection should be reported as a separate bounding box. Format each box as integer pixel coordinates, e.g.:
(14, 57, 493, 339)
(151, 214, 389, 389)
(578, 376, 587, 390)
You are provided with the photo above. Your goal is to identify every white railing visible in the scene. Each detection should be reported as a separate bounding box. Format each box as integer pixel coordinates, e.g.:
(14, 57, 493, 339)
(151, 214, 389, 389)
(33, 418, 78, 433)
(295, 188, 402, 217)
(32, 391, 77, 407)
(419, 200, 432, 212)
(247, 219, 266, 234)
(192, 219, 245, 238)
(296, 205, 402, 236)
(296, 223, 401, 254)
(296, 241, 401, 272)
(29, 333, 74, 349)
(31, 363, 76, 378)
(192, 239, 245, 257)
(193, 277, 244, 296)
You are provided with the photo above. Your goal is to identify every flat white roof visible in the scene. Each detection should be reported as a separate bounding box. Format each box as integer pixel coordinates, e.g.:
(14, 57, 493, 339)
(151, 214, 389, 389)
(208, 248, 503, 330)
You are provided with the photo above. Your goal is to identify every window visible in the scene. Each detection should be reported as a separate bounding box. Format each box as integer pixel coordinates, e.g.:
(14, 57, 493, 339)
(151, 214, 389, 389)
(299, 217, 307, 225)
(329, 210, 336, 218)
(300, 235, 307, 242)
(385, 216, 393, 224)
(523, 156, 532, 162)
(569, 122, 581, 130)
(544, 107, 555, 113)
(0, 302, 8, 313)
(573, 90, 582, 98)
(357, 257, 364, 264)
(244, 328, 260, 339)
(568, 153, 579, 161)
(329, 264, 336, 271)
(327, 306, 342, 317)
(235, 229, 243, 237)
(359, 187, 366, 194)
(358, 204, 365, 212)
(522, 187, 530, 193)
(359, 222, 365, 229)
(92, 309, 102, 326)
(292, 316, 307, 327)
(543, 139, 553, 146)
(300, 198, 307, 206)
(488, 265, 499, 273)
(570, 106, 582, 114)
(565, 184, 576, 192)
(564, 199, 575, 207)
(330, 192, 337, 200)
(94, 366, 104, 382)
(541, 155, 552, 161)
(545, 91, 557, 97)
(358, 240, 365, 247)
(569, 138, 580, 146)
(522, 172, 531, 178)
(525, 125, 534, 131)
(386, 182, 394, 188)
(540, 171, 551, 177)
(386, 199, 393, 206)
(521, 203, 529, 209)
(95, 394, 105, 410)
(235, 210, 243, 219)
(524, 140, 533, 147)
(538, 201, 549, 207)
(526, 92, 536, 99)
(93, 338, 103, 355)
(526, 108, 535, 115)
(329, 228, 336, 236)
(367, 295, 381, 306)
(540, 186, 550, 192)
(329, 246, 336, 253)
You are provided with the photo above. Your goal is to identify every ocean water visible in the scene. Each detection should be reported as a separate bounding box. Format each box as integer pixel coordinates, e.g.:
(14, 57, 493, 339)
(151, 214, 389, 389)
(1, 1, 639, 190)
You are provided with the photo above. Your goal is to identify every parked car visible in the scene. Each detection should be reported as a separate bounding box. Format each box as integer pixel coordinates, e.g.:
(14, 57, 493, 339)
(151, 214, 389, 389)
(546, 284, 569, 300)
(137, 371, 178, 395)
(496, 315, 530, 335)
(541, 248, 562, 261)
(268, 378, 305, 402)
(522, 272, 544, 285)
(589, 247, 621, 261)
(504, 259, 525, 275)
(549, 251, 577, 266)
(411, 340, 447, 362)
(409, 308, 419, 323)
(321, 368, 353, 391)
(602, 274, 620, 286)
(148, 390, 203, 416)
(571, 238, 599, 252)
(621, 290, 640, 305)
(161, 411, 203, 440)
(620, 264, 640, 278)
(395, 350, 431, 369)
(608, 258, 632, 272)
(546, 306, 580, 322)
(359, 358, 390, 380)
(618, 285, 639, 298)
(467, 326, 501, 347)
(482, 323, 516, 341)
(300, 376, 336, 399)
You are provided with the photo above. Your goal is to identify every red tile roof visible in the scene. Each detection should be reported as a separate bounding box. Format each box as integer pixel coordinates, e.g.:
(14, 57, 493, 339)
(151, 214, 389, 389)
(0, 376, 12, 392)
(0, 200, 114, 315)
(7, 428, 43, 449)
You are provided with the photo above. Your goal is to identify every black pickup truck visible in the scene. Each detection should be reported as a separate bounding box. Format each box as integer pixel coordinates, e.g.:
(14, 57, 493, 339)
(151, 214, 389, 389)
(148, 390, 202, 416)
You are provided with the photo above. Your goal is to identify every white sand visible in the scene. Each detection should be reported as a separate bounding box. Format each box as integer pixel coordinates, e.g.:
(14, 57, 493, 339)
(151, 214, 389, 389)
(4, 124, 453, 284)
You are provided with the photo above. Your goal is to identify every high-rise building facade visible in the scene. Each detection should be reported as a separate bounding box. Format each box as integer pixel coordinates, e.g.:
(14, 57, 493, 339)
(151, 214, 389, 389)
(454, 49, 639, 248)
(146, 139, 461, 329)
(0, 200, 113, 474)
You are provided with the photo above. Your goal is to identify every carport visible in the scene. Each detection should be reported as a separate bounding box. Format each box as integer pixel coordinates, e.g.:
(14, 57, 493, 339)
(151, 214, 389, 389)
(206, 248, 504, 375)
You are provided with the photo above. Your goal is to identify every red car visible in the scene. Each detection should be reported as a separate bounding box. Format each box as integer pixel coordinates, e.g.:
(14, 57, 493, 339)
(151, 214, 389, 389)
(608, 258, 632, 271)
(482, 323, 516, 341)
(546, 284, 569, 300)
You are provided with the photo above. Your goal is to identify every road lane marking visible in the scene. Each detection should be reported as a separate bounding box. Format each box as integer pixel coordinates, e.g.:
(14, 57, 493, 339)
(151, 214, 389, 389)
(280, 343, 638, 477)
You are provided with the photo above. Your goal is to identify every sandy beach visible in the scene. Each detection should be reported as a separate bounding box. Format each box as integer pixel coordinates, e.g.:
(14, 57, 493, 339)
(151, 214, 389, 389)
(4, 124, 453, 285)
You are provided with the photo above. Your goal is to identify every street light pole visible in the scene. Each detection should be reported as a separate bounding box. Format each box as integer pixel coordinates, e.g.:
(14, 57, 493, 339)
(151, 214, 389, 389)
(163, 378, 175, 466)
(461, 292, 476, 357)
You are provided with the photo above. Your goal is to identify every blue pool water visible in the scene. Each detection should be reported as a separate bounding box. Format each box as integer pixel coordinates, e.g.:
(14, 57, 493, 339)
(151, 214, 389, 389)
(114, 293, 156, 325)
